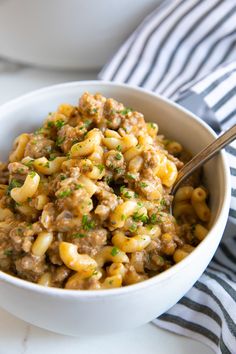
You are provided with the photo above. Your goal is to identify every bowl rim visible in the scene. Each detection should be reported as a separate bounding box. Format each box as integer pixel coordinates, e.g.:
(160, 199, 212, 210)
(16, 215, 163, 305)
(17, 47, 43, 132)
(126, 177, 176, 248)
(0, 80, 231, 298)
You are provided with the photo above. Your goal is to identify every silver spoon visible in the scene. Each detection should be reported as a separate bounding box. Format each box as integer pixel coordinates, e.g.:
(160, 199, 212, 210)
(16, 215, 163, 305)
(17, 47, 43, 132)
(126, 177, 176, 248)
(171, 124, 236, 196)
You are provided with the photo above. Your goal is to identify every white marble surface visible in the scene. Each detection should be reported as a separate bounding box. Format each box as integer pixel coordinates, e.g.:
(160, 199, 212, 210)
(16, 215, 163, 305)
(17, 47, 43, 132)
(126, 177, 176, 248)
(0, 307, 214, 354)
(0, 62, 214, 354)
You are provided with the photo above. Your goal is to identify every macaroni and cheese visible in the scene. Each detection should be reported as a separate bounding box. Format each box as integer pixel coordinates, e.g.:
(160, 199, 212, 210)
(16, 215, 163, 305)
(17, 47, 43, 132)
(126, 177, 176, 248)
(0, 92, 211, 290)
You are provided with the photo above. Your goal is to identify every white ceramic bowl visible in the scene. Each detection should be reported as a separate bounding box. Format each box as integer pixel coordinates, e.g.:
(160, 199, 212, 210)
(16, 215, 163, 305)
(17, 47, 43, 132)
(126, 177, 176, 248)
(0, 0, 159, 69)
(0, 81, 231, 336)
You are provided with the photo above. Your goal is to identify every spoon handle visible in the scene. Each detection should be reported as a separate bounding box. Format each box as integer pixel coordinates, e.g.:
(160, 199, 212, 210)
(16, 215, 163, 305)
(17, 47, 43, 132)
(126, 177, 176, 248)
(171, 124, 236, 195)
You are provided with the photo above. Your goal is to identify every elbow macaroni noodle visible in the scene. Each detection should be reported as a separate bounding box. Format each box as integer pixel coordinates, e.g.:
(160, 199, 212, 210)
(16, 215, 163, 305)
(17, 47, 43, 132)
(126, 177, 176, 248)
(59, 241, 97, 276)
(10, 172, 40, 203)
(0, 92, 212, 290)
(34, 156, 66, 175)
(32, 231, 54, 257)
(112, 231, 151, 253)
(70, 129, 102, 157)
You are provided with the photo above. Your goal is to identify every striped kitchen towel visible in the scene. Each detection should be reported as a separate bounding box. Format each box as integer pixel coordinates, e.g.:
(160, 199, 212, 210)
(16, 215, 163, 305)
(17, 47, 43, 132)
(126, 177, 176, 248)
(99, 0, 236, 353)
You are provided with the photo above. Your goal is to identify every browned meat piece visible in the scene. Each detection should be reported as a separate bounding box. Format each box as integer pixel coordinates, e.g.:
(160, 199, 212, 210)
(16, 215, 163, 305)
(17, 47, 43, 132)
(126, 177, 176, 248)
(105, 150, 125, 170)
(57, 124, 87, 153)
(8, 162, 29, 176)
(48, 240, 63, 265)
(56, 186, 92, 216)
(145, 254, 166, 272)
(65, 274, 101, 290)
(142, 149, 160, 169)
(173, 234, 184, 248)
(8, 162, 29, 185)
(96, 180, 117, 196)
(79, 92, 105, 124)
(0, 162, 9, 184)
(94, 204, 110, 222)
(123, 264, 148, 285)
(121, 111, 146, 135)
(159, 212, 178, 234)
(103, 98, 124, 129)
(51, 265, 71, 287)
(0, 194, 11, 210)
(55, 211, 83, 232)
(24, 135, 54, 159)
(9, 222, 35, 253)
(0, 220, 19, 271)
(47, 174, 68, 196)
(95, 182, 120, 220)
(144, 239, 166, 272)
(135, 177, 163, 201)
(15, 254, 47, 282)
(70, 228, 108, 257)
(67, 110, 84, 127)
(0, 252, 11, 272)
(141, 149, 164, 180)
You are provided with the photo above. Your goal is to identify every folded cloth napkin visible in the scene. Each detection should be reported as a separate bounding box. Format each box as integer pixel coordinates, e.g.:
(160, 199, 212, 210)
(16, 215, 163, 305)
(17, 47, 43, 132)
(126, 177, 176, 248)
(99, 1, 236, 353)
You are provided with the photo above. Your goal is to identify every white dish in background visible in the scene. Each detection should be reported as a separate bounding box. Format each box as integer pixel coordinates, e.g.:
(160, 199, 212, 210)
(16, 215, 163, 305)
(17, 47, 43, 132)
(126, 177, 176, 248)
(0, 81, 231, 336)
(0, 0, 159, 70)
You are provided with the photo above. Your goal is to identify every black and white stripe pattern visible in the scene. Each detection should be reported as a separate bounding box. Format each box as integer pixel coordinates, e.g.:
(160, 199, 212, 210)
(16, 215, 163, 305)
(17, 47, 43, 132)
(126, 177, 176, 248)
(99, 0, 236, 222)
(154, 235, 236, 354)
(99, 0, 236, 352)
(190, 61, 236, 220)
(190, 61, 236, 131)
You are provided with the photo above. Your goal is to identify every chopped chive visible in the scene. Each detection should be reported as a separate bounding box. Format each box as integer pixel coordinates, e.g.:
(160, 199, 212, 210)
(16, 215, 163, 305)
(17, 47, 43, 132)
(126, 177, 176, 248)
(34, 127, 44, 135)
(58, 189, 71, 198)
(75, 184, 83, 189)
(127, 173, 136, 180)
(56, 136, 65, 147)
(148, 122, 156, 129)
(111, 246, 119, 256)
(114, 167, 123, 174)
(115, 152, 122, 160)
(139, 182, 148, 188)
(123, 191, 132, 199)
(119, 108, 133, 115)
(7, 179, 22, 195)
(72, 233, 86, 239)
(55, 120, 65, 129)
(132, 212, 148, 223)
(84, 119, 92, 127)
(120, 185, 126, 193)
(96, 164, 105, 173)
(160, 198, 166, 206)
(44, 162, 50, 168)
(24, 159, 34, 167)
(29, 171, 36, 178)
(129, 223, 137, 232)
(4, 249, 12, 256)
(82, 215, 95, 231)
(149, 214, 157, 224)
